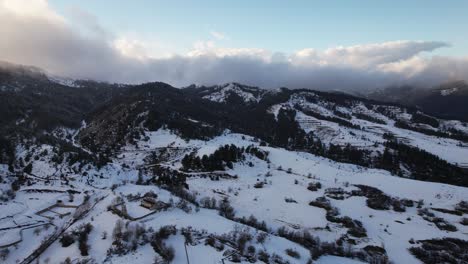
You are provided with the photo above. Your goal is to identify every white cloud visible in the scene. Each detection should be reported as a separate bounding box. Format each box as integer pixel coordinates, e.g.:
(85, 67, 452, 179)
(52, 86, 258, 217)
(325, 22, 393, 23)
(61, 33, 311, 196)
(210, 31, 227, 40)
(188, 41, 271, 61)
(113, 37, 154, 60)
(67, 6, 112, 40)
(1, 0, 468, 91)
(0, 0, 62, 21)
(292, 41, 449, 68)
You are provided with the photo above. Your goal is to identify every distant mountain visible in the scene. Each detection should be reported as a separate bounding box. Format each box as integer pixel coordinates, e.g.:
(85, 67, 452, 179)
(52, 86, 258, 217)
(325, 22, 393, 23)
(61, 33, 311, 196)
(184, 82, 268, 103)
(415, 81, 468, 121)
(369, 81, 468, 121)
(0, 62, 125, 134)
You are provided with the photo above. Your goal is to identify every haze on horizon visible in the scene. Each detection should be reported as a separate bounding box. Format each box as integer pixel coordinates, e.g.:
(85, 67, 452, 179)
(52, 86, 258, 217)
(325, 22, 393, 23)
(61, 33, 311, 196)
(1, 0, 468, 91)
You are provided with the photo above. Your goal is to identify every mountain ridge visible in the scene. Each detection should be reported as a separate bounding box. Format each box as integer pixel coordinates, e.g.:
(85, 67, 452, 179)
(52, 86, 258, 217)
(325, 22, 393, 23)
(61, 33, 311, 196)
(0, 62, 467, 264)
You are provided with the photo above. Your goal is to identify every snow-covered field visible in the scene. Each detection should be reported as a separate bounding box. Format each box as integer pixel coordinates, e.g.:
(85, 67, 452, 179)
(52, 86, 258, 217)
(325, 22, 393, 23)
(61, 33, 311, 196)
(0, 129, 468, 264)
(1, 126, 467, 263)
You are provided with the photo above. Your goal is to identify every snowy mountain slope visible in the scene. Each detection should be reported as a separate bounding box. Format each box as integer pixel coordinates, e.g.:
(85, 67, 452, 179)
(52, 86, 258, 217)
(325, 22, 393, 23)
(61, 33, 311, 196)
(186, 82, 268, 103)
(268, 91, 468, 166)
(1, 129, 467, 263)
(369, 81, 468, 122)
(1, 68, 468, 263)
(178, 132, 468, 264)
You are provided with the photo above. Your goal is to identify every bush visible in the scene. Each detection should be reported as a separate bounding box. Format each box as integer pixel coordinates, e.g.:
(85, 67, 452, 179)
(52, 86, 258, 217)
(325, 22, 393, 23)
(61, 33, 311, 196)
(325, 187, 346, 200)
(151, 226, 176, 261)
(176, 199, 192, 213)
(411, 112, 439, 128)
(161, 245, 175, 261)
(257, 232, 268, 244)
(200, 196, 217, 209)
(254, 182, 264, 188)
(219, 198, 235, 219)
(455, 201, 468, 214)
(257, 250, 270, 262)
(392, 200, 406, 212)
(285, 248, 301, 259)
(409, 238, 468, 264)
(461, 218, 468, 226)
(77, 223, 93, 256)
(418, 208, 457, 232)
(347, 226, 367, 238)
(60, 233, 75, 247)
(11, 180, 21, 192)
(23, 163, 33, 174)
(0, 248, 10, 261)
(307, 182, 322, 191)
(271, 254, 289, 264)
(238, 215, 268, 232)
(236, 231, 252, 253)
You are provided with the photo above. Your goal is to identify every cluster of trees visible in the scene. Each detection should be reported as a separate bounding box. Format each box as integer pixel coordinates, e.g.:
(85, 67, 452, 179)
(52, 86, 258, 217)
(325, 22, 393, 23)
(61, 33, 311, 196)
(0, 248, 10, 261)
(237, 215, 268, 232)
(205, 225, 293, 263)
(395, 120, 468, 143)
(326, 144, 371, 166)
(277, 220, 388, 263)
(245, 145, 269, 161)
(0, 136, 14, 168)
(146, 111, 222, 141)
(200, 190, 386, 263)
(374, 106, 399, 119)
(150, 225, 176, 262)
(108, 220, 149, 256)
(273, 109, 312, 148)
(78, 223, 93, 256)
(218, 197, 236, 219)
(411, 112, 439, 128)
(60, 223, 93, 256)
(447, 128, 468, 143)
(107, 219, 177, 262)
(378, 141, 468, 187)
(152, 166, 188, 189)
(333, 110, 352, 120)
(418, 208, 457, 232)
(353, 113, 387, 125)
(45, 136, 110, 169)
(181, 144, 247, 172)
(299, 107, 361, 130)
(409, 238, 468, 264)
(200, 195, 270, 234)
(296, 130, 468, 188)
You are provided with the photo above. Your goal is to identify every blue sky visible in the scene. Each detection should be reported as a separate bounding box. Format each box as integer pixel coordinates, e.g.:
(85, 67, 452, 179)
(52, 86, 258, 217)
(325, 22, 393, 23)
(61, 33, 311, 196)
(49, 0, 467, 56)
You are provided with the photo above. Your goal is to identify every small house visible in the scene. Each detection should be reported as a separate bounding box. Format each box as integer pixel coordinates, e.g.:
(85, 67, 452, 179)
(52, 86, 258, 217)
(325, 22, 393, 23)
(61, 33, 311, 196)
(140, 197, 157, 210)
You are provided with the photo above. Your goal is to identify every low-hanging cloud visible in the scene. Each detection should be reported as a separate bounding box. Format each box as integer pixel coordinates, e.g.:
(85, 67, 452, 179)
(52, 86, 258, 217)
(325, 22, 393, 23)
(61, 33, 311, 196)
(1, 0, 468, 91)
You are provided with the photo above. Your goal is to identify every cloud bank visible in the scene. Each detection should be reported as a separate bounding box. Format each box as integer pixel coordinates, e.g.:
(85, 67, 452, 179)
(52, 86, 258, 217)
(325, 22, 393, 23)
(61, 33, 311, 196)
(1, 0, 468, 91)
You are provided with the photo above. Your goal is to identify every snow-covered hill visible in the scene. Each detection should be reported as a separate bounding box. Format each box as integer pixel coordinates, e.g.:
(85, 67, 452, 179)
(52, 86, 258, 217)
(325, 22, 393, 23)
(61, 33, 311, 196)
(369, 81, 468, 122)
(0, 71, 467, 263)
(187, 82, 268, 103)
(1, 128, 467, 263)
(269, 91, 468, 166)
